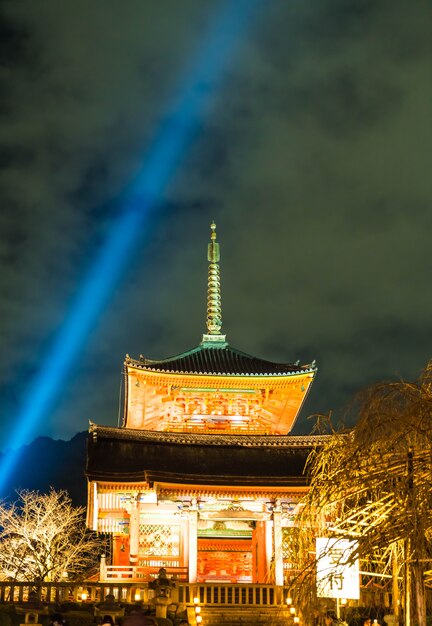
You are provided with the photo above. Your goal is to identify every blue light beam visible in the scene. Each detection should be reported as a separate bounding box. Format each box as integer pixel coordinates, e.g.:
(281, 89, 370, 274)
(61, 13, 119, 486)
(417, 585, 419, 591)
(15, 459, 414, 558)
(0, 0, 260, 493)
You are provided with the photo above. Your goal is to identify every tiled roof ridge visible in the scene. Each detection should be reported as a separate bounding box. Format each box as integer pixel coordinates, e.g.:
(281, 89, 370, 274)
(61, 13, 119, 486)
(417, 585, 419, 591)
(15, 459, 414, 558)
(141, 342, 226, 366)
(89, 424, 330, 447)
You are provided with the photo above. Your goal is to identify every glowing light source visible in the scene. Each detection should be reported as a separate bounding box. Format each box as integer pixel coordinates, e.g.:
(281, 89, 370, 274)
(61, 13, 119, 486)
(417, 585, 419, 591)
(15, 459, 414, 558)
(195, 606, 201, 614)
(81, 591, 88, 602)
(193, 597, 200, 605)
(286, 597, 292, 605)
(134, 591, 141, 602)
(196, 617, 202, 624)
(0, 0, 260, 493)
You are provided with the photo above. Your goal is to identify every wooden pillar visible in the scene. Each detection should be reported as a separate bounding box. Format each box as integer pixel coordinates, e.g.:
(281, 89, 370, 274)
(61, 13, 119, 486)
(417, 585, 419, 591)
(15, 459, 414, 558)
(188, 499, 198, 583)
(92, 482, 99, 531)
(129, 494, 140, 568)
(265, 519, 273, 581)
(182, 518, 189, 571)
(392, 545, 400, 618)
(253, 521, 268, 583)
(273, 500, 284, 587)
(100, 553, 107, 581)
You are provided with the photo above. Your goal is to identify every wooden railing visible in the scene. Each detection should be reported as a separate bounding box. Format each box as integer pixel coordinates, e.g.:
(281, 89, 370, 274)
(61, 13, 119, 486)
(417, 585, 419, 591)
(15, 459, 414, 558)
(180, 583, 283, 606)
(0, 582, 135, 605)
(102, 565, 189, 582)
(0, 582, 284, 607)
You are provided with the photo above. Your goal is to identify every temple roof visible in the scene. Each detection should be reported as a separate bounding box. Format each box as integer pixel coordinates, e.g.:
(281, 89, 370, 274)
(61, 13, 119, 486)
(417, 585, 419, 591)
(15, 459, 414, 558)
(86, 425, 329, 486)
(119, 224, 317, 435)
(127, 343, 316, 377)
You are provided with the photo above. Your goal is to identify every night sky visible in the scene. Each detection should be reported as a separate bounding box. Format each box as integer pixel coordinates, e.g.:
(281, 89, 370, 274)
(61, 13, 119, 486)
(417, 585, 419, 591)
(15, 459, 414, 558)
(1, 0, 431, 449)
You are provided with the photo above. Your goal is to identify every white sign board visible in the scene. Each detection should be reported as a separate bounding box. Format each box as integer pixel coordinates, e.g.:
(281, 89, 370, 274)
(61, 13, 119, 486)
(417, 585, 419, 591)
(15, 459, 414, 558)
(316, 537, 360, 599)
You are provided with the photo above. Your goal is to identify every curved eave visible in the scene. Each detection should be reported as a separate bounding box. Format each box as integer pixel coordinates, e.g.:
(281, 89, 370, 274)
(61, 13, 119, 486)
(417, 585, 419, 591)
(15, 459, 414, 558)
(89, 424, 329, 447)
(147, 471, 308, 488)
(127, 361, 316, 378)
(125, 363, 317, 386)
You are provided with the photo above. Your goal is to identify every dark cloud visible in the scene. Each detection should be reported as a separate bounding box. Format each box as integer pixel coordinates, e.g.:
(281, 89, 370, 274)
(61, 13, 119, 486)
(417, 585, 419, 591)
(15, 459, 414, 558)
(0, 0, 431, 446)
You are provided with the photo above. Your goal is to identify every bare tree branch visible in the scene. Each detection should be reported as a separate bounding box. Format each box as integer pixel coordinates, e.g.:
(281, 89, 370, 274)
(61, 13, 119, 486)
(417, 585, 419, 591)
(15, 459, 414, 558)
(287, 361, 432, 625)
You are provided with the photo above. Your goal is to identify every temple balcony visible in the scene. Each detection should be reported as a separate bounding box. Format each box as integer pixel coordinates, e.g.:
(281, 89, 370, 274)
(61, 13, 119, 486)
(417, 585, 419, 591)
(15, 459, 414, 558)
(0, 580, 396, 625)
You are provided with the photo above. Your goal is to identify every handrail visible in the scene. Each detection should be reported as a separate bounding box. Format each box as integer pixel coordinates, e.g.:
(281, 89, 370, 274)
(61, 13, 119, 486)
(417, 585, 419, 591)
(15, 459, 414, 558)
(102, 564, 189, 582)
(0, 581, 285, 607)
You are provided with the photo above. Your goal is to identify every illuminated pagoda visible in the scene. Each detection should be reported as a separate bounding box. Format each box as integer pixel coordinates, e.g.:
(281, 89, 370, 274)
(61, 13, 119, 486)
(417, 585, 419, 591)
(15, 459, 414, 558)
(86, 223, 323, 586)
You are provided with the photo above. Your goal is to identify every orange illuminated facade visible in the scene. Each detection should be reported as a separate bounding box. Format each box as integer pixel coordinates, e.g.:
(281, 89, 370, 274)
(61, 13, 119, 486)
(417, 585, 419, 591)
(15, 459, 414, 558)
(86, 224, 324, 586)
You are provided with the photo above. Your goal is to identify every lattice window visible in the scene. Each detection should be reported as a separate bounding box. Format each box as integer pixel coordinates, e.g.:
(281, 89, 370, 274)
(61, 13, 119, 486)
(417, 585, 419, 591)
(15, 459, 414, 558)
(282, 528, 295, 560)
(282, 527, 302, 573)
(138, 523, 180, 556)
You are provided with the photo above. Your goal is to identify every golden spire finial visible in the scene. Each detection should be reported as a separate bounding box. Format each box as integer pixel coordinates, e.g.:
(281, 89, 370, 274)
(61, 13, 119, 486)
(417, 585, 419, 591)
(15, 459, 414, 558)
(206, 222, 222, 335)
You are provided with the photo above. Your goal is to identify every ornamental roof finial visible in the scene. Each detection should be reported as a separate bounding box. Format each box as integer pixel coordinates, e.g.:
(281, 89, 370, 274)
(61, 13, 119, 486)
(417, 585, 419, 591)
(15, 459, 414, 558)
(207, 222, 222, 334)
(202, 222, 226, 345)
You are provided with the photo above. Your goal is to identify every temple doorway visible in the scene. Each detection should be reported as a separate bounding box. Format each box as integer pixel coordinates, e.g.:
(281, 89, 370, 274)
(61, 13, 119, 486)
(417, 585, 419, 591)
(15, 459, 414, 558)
(197, 538, 252, 583)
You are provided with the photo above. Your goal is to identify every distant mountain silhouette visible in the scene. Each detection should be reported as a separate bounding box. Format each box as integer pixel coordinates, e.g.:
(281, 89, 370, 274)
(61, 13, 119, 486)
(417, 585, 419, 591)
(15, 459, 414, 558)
(0, 431, 88, 506)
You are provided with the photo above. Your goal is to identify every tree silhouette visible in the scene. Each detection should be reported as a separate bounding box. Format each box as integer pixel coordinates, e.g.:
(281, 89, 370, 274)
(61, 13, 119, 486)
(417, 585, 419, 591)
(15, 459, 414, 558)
(288, 361, 432, 625)
(0, 489, 102, 582)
